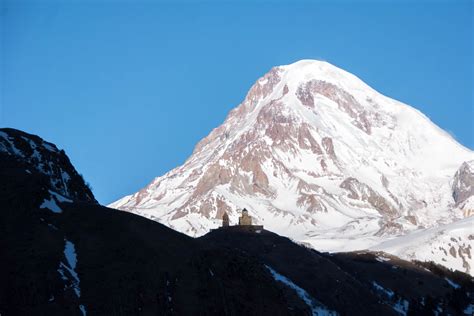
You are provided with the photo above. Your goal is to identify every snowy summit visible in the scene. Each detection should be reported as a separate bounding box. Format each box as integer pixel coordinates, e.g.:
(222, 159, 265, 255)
(110, 60, 474, 274)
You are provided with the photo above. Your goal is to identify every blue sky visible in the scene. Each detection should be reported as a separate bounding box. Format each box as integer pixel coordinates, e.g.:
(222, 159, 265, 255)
(1, 0, 473, 204)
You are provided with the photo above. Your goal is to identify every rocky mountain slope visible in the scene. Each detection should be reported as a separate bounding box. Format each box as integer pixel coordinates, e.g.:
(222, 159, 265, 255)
(2, 128, 473, 315)
(110, 60, 474, 273)
(453, 161, 474, 217)
(372, 216, 474, 275)
(0, 128, 96, 203)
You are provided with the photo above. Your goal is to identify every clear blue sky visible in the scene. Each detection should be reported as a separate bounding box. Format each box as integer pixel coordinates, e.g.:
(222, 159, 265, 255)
(1, 0, 473, 204)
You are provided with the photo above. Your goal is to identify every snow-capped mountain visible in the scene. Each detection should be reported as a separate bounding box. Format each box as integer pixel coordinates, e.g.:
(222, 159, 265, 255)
(110, 60, 473, 273)
(4, 128, 471, 315)
(372, 216, 474, 275)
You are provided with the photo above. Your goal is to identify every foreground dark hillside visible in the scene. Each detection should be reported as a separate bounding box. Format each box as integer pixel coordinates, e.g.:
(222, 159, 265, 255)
(201, 227, 474, 315)
(0, 131, 310, 315)
(1, 128, 473, 315)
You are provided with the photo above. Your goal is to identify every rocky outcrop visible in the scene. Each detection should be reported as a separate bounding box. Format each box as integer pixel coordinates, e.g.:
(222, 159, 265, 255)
(0, 128, 96, 203)
(340, 177, 398, 218)
(296, 80, 373, 134)
(452, 160, 474, 206)
(297, 194, 327, 213)
(321, 137, 336, 158)
(460, 197, 474, 217)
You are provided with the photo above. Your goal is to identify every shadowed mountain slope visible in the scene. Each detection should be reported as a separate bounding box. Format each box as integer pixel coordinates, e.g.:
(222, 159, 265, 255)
(1, 128, 473, 315)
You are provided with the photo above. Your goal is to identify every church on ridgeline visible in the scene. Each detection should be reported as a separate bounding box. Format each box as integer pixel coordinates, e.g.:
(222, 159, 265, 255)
(218, 208, 263, 232)
(238, 208, 252, 226)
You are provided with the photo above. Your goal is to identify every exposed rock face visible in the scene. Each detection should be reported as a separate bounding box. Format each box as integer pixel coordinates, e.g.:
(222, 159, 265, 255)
(321, 137, 336, 158)
(110, 60, 474, 273)
(340, 177, 398, 218)
(0, 128, 96, 203)
(452, 160, 474, 206)
(459, 197, 474, 217)
(297, 80, 374, 134)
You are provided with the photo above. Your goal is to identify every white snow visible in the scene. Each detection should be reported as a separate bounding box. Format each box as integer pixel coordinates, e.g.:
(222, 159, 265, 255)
(58, 240, 81, 297)
(109, 59, 474, 274)
(372, 217, 474, 275)
(40, 197, 62, 213)
(48, 223, 59, 230)
(42, 142, 57, 152)
(372, 281, 394, 299)
(464, 304, 474, 315)
(0, 130, 77, 200)
(79, 304, 87, 315)
(49, 190, 72, 203)
(371, 282, 410, 315)
(265, 265, 337, 316)
(57, 239, 86, 314)
(444, 278, 461, 289)
(64, 240, 78, 273)
(0, 131, 24, 156)
(39, 191, 72, 214)
(375, 256, 390, 262)
(393, 298, 409, 316)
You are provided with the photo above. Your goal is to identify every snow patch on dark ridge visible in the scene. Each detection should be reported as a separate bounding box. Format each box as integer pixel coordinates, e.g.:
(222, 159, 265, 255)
(0, 128, 96, 203)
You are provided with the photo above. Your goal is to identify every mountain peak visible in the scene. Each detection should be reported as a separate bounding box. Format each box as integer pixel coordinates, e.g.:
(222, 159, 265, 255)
(281, 59, 352, 78)
(110, 62, 473, 274)
(274, 59, 375, 98)
(279, 59, 346, 75)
